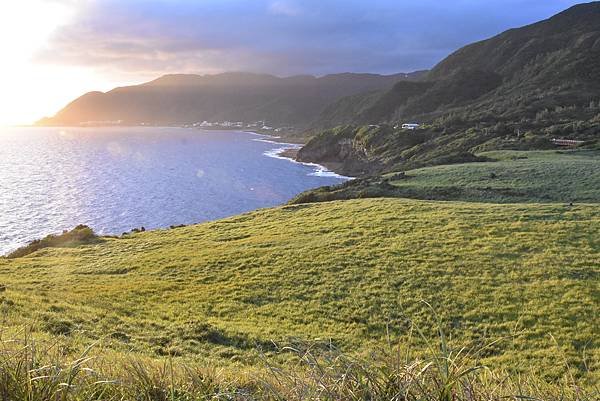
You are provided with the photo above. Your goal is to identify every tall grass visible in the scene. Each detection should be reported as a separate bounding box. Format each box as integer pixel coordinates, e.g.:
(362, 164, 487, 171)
(0, 330, 239, 400)
(259, 313, 597, 401)
(0, 325, 596, 401)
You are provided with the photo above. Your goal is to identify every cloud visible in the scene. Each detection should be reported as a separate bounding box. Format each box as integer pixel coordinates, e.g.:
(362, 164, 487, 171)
(268, 0, 302, 16)
(36, 0, 584, 78)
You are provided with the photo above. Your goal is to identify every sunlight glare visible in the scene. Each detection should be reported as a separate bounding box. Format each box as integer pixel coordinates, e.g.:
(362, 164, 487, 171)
(0, 1, 107, 126)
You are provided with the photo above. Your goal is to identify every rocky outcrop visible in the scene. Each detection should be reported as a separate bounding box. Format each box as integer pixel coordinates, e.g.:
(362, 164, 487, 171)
(296, 126, 384, 176)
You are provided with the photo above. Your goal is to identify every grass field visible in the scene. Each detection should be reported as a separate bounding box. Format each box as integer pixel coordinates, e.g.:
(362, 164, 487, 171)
(388, 150, 600, 203)
(293, 150, 600, 204)
(1, 198, 598, 391)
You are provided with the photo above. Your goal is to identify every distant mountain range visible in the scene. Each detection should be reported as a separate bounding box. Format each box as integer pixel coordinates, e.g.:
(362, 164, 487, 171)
(37, 71, 425, 127)
(298, 2, 600, 176)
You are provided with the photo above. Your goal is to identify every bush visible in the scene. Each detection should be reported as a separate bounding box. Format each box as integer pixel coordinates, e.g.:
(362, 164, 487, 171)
(429, 152, 490, 166)
(6, 225, 100, 258)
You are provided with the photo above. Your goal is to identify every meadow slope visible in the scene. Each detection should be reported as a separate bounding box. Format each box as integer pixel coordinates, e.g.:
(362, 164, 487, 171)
(1, 198, 598, 385)
(293, 150, 600, 204)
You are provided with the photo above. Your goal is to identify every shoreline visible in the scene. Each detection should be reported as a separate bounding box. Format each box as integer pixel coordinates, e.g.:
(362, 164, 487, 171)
(247, 131, 353, 180)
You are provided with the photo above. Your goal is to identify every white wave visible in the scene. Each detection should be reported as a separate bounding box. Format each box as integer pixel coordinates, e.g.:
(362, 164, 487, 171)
(243, 131, 353, 180)
(262, 146, 353, 180)
(252, 138, 297, 145)
(263, 147, 295, 159)
(308, 164, 349, 178)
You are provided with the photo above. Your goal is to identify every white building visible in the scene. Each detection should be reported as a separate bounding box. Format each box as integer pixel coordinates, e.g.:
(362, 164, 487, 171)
(401, 123, 420, 130)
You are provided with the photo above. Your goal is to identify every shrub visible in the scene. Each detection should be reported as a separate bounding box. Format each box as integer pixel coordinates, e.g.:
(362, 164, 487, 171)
(429, 152, 490, 166)
(6, 225, 100, 258)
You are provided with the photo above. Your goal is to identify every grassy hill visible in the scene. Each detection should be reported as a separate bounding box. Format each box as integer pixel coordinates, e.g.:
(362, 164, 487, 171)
(1, 198, 598, 388)
(293, 150, 600, 204)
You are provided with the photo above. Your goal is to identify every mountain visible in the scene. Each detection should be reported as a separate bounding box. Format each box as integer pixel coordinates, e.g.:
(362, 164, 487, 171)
(38, 71, 424, 127)
(300, 2, 600, 176)
(315, 2, 600, 128)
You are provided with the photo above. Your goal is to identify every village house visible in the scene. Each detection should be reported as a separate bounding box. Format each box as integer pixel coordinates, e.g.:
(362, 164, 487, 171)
(401, 123, 420, 130)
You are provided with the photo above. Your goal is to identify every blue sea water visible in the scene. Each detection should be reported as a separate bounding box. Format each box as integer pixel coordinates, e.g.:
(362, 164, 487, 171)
(0, 127, 347, 254)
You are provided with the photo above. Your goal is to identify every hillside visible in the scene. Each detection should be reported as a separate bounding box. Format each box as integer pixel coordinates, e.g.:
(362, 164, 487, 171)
(1, 198, 598, 386)
(302, 3, 600, 174)
(297, 121, 599, 177)
(37, 72, 423, 128)
(315, 2, 600, 128)
(293, 149, 600, 203)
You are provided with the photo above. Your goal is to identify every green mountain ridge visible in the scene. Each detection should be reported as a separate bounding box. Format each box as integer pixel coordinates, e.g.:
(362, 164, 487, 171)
(315, 1, 600, 128)
(37, 71, 425, 127)
(299, 2, 600, 177)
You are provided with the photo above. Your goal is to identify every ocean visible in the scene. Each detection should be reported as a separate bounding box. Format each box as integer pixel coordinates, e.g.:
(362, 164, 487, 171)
(0, 127, 347, 254)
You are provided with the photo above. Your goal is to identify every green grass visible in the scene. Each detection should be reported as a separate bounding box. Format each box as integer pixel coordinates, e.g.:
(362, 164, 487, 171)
(1, 198, 598, 388)
(0, 330, 600, 401)
(388, 150, 600, 203)
(293, 150, 600, 204)
(1, 325, 596, 400)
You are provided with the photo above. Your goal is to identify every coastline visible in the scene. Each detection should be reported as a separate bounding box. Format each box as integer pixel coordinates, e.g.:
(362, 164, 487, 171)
(246, 131, 353, 180)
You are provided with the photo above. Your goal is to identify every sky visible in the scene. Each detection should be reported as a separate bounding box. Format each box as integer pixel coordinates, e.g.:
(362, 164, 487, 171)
(0, 0, 586, 126)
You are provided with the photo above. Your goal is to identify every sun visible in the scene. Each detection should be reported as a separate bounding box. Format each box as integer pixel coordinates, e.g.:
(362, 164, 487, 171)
(0, 1, 108, 126)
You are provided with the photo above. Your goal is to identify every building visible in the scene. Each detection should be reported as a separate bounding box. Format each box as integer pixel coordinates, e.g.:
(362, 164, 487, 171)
(551, 138, 585, 147)
(401, 123, 420, 130)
